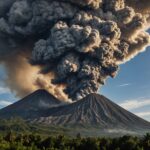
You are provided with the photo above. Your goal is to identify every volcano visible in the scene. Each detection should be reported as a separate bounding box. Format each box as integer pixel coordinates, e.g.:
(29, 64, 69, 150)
(0, 89, 62, 119)
(0, 90, 150, 134)
(34, 93, 150, 130)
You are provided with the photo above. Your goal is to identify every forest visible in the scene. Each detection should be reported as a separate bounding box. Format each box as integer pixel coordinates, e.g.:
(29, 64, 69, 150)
(0, 118, 149, 150)
(0, 132, 149, 150)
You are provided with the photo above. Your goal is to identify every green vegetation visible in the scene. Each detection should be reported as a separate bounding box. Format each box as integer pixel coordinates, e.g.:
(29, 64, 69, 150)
(0, 118, 74, 137)
(0, 118, 96, 137)
(0, 118, 150, 150)
(0, 118, 149, 138)
(0, 132, 149, 150)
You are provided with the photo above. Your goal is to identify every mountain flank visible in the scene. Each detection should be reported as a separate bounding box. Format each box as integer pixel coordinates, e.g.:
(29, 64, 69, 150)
(0, 90, 149, 135)
(0, 89, 62, 119)
(34, 93, 150, 130)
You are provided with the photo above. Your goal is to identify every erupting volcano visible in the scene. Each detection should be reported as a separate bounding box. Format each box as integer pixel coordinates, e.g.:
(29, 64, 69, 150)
(0, 90, 150, 136)
(0, 0, 150, 101)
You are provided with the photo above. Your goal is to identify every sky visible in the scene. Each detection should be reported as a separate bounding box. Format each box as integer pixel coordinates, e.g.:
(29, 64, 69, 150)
(0, 46, 150, 121)
(101, 46, 150, 121)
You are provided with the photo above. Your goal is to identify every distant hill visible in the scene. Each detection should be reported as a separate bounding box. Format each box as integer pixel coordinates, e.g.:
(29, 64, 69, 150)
(0, 89, 62, 119)
(0, 90, 150, 136)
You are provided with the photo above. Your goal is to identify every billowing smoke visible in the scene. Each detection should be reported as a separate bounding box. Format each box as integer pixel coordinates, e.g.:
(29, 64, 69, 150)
(0, 0, 149, 101)
(1, 52, 68, 101)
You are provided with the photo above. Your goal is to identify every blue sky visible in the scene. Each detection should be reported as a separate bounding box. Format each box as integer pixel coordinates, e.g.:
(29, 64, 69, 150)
(0, 46, 150, 121)
(101, 46, 150, 121)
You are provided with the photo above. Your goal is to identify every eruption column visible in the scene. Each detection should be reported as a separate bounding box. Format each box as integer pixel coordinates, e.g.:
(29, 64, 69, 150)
(0, 0, 149, 101)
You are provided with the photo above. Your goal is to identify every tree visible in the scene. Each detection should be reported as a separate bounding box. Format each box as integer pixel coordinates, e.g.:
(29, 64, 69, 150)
(4, 131, 15, 143)
(142, 133, 150, 150)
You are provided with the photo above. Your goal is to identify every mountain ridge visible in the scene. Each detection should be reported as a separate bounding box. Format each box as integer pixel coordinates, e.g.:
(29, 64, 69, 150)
(0, 89, 63, 119)
(0, 90, 149, 134)
(34, 93, 150, 130)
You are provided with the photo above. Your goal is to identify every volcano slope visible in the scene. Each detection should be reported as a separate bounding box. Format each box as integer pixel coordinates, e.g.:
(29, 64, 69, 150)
(0, 89, 62, 119)
(0, 91, 150, 135)
(34, 93, 150, 130)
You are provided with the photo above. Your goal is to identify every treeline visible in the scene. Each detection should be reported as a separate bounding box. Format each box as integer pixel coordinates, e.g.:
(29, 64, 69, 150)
(0, 132, 149, 150)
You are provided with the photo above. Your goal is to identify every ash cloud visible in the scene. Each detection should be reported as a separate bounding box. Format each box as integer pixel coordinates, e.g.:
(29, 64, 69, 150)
(2, 53, 68, 101)
(0, 0, 149, 101)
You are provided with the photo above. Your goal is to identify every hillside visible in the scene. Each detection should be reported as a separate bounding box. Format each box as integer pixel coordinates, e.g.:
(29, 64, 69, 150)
(34, 93, 150, 130)
(0, 91, 150, 136)
(0, 89, 62, 119)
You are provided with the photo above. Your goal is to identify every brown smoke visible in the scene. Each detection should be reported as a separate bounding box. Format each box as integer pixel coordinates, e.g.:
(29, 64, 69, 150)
(126, 0, 150, 24)
(4, 54, 39, 97)
(2, 53, 68, 101)
(0, 0, 149, 101)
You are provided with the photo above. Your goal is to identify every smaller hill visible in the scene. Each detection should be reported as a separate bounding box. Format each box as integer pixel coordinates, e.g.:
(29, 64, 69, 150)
(0, 89, 62, 119)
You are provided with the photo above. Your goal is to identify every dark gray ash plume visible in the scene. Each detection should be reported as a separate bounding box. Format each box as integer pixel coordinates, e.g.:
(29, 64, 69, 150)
(0, 0, 150, 101)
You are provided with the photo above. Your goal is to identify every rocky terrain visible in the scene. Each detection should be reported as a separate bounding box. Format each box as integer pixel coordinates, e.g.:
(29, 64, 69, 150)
(0, 90, 150, 135)
(0, 90, 63, 119)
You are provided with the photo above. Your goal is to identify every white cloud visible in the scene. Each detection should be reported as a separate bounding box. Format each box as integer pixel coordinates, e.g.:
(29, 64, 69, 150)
(0, 87, 10, 94)
(135, 112, 150, 117)
(119, 99, 150, 110)
(118, 83, 131, 87)
(0, 100, 12, 107)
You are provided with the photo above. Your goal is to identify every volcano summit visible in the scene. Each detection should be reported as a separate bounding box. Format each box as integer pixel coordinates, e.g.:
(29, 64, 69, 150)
(0, 90, 149, 136)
